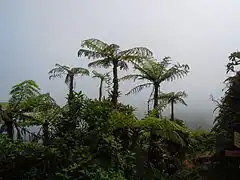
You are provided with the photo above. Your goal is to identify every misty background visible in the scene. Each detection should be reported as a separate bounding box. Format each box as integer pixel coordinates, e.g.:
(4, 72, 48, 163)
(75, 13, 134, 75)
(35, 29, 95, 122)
(1, 0, 239, 129)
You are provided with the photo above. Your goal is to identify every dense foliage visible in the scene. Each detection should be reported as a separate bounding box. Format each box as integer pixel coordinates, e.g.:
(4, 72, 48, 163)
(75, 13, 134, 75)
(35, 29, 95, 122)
(1, 38, 238, 179)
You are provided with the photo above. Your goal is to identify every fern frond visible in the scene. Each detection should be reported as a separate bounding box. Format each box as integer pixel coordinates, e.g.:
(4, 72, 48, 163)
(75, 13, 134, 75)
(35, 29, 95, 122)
(119, 47, 153, 58)
(48, 64, 69, 80)
(161, 64, 189, 82)
(81, 38, 109, 52)
(78, 49, 103, 59)
(88, 58, 112, 68)
(71, 67, 90, 76)
(137, 117, 189, 145)
(126, 83, 152, 95)
(120, 74, 143, 81)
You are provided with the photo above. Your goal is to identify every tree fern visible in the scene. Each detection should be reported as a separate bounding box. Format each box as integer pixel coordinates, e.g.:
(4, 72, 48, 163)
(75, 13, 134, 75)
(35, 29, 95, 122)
(122, 58, 189, 112)
(49, 64, 89, 100)
(78, 38, 153, 106)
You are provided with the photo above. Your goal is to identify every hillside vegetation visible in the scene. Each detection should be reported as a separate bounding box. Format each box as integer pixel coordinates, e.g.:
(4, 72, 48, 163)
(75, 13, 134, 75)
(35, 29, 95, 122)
(0, 39, 239, 179)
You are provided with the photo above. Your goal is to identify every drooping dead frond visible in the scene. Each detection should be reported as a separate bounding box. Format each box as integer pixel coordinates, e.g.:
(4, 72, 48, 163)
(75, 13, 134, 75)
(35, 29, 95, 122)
(118, 60, 128, 70)
(177, 98, 187, 106)
(64, 74, 71, 86)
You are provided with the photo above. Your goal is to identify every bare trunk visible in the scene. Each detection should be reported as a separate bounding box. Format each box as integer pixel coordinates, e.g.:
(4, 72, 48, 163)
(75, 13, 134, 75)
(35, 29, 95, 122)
(69, 75, 74, 102)
(147, 99, 150, 114)
(153, 83, 159, 109)
(153, 83, 160, 117)
(43, 120, 49, 146)
(6, 121, 13, 140)
(112, 60, 118, 107)
(1, 111, 14, 140)
(99, 79, 103, 101)
(68, 75, 75, 128)
(171, 100, 174, 121)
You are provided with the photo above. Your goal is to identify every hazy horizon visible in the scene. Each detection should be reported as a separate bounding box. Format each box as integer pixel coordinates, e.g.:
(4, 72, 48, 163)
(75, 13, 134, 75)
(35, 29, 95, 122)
(1, 0, 239, 127)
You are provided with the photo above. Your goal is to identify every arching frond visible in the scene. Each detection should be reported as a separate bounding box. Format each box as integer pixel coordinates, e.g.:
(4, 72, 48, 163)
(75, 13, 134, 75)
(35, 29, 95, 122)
(24, 93, 58, 112)
(10, 80, 40, 96)
(119, 47, 153, 58)
(49, 73, 65, 80)
(103, 44, 120, 56)
(48, 64, 69, 80)
(78, 39, 110, 59)
(71, 67, 90, 76)
(9, 80, 41, 110)
(88, 58, 112, 68)
(129, 58, 189, 84)
(131, 60, 157, 81)
(120, 74, 145, 81)
(78, 49, 103, 59)
(178, 98, 187, 106)
(92, 70, 104, 79)
(157, 91, 188, 106)
(49, 63, 89, 93)
(55, 64, 70, 71)
(159, 63, 189, 82)
(92, 70, 110, 81)
(126, 83, 152, 95)
(81, 38, 109, 52)
(137, 117, 189, 145)
(175, 91, 187, 97)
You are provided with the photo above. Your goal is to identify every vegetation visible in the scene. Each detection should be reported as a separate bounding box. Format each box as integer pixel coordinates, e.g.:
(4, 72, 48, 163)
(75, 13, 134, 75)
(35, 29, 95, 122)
(121, 57, 189, 114)
(49, 63, 89, 101)
(0, 38, 238, 179)
(158, 91, 187, 121)
(92, 70, 111, 101)
(78, 38, 153, 106)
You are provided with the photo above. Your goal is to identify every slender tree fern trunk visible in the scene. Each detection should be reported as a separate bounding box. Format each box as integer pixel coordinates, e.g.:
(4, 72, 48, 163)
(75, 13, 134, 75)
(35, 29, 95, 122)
(69, 75, 74, 102)
(68, 75, 75, 128)
(147, 99, 150, 114)
(112, 60, 118, 107)
(1, 111, 14, 140)
(171, 100, 174, 121)
(99, 79, 103, 101)
(153, 83, 160, 117)
(6, 121, 13, 140)
(43, 120, 49, 146)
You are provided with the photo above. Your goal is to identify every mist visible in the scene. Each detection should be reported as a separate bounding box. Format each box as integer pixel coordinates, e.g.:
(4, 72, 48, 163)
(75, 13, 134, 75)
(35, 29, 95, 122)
(1, 0, 240, 128)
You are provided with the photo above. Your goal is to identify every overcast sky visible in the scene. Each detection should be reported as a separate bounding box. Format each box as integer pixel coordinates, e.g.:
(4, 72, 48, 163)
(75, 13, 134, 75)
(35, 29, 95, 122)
(1, 0, 240, 124)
